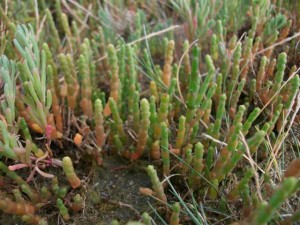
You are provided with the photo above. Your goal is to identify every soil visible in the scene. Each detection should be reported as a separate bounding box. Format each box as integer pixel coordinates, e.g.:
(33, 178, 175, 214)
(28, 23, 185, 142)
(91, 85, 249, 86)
(0, 156, 156, 225)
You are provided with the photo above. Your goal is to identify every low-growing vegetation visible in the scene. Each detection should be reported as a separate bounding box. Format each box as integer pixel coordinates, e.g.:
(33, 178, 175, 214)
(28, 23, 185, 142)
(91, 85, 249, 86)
(0, 0, 299, 224)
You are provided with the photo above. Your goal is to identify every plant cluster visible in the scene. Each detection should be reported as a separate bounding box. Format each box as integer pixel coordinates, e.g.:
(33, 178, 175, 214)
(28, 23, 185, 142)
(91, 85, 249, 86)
(0, 0, 299, 224)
